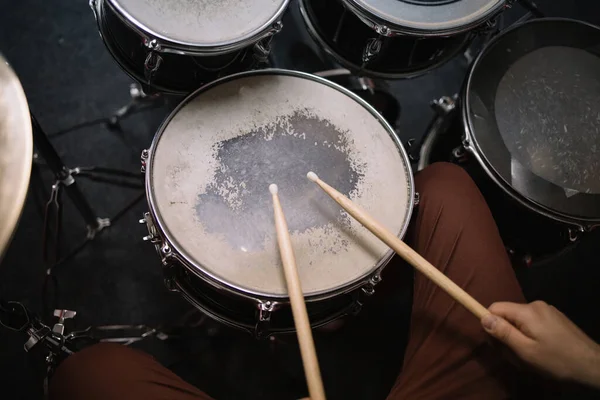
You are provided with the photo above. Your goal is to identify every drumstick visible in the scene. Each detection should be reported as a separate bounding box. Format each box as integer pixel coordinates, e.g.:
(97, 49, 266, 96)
(306, 172, 489, 319)
(269, 184, 327, 400)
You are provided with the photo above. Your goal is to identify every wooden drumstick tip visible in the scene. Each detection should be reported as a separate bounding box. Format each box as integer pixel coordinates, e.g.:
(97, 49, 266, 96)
(307, 171, 319, 182)
(269, 183, 279, 195)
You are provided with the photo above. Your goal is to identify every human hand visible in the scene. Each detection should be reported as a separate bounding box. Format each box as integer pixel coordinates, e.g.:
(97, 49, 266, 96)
(481, 301, 600, 388)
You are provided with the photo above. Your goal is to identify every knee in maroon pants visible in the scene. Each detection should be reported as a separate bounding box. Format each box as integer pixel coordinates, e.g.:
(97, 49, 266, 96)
(50, 343, 211, 400)
(386, 162, 525, 400)
(415, 162, 483, 214)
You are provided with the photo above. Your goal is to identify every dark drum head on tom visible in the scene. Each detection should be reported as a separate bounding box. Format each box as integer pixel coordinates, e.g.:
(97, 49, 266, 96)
(299, 0, 506, 78)
(143, 70, 414, 335)
(464, 19, 600, 228)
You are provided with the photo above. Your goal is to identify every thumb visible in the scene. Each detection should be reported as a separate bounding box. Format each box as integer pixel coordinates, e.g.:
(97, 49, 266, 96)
(481, 313, 532, 351)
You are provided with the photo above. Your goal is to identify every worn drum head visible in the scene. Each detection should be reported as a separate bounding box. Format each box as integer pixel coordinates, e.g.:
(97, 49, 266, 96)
(108, 0, 289, 47)
(465, 19, 600, 224)
(148, 70, 413, 299)
(346, 0, 505, 34)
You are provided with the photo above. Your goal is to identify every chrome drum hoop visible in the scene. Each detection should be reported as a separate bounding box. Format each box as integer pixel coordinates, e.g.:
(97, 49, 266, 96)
(342, 0, 509, 37)
(93, 0, 290, 56)
(142, 69, 415, 334)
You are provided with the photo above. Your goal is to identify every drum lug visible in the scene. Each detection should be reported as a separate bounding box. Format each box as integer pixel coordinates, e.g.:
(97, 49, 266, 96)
(484, 19, 498, 30)
(568, 226, 584, 242)
(142, 39, 163, 85)
(144, 51, 163, 86)
(349, 299, 363, 316)
(140, 149, 149, 173)
(164, 274, 177, 292)
(252, 21, 282, 65)
(141, 212, 161, 244)
(362, 273, 382, 296)
(254, 301, 276, 338)
(362, 37, 382, 65)
(413, 192, 420, 207)
(362, 285, 375, 296)
(159, 243, 174, 266)
(253, 40, 272, 64)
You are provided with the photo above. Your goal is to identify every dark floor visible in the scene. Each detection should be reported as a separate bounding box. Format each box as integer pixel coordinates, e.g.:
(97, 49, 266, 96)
(1, 1, 600, 399)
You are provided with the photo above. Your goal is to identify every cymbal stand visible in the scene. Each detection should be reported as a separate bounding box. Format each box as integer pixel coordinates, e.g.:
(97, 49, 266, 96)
(32, 115, 146, 318)
(32, 116, 109, 239)
(0, 300, 87, 394)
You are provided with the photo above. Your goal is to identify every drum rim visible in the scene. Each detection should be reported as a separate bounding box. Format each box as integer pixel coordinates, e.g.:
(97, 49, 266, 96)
(103, 0, 290, 54)
(93, 1, 188, 95)
(343, 0, 506, 36)
(463, 17, 600, 228)
(173, 273, 360, 336)
(298, 0, 472, 79)
(146, 68, 415, 302)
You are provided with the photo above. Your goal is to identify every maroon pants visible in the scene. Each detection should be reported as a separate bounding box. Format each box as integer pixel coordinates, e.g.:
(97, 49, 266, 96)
(49, 163, 525, 400)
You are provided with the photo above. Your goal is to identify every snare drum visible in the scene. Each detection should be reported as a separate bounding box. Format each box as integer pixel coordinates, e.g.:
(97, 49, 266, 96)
(91, 0, 289, 94)
(142, 70, 414, 336)
(299, 0, 506, 78)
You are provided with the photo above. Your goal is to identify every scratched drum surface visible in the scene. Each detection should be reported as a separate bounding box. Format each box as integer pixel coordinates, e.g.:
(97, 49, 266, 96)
(149, 73, 412, 297)
(495, 46, 600, 195)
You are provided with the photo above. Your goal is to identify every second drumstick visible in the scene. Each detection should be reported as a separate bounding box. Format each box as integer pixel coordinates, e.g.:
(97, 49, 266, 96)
(269, 183, 327, 400)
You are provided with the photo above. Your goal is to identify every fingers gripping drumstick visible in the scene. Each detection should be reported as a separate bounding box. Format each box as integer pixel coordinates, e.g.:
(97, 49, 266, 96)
(269, 184, 327, 400)
(306, 172, 489, 320)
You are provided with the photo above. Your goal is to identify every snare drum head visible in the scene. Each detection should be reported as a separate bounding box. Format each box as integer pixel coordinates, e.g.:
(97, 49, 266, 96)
(346, 0, 504, 34)
(148, 71, 413, 298)
(108, 0, 288, 47)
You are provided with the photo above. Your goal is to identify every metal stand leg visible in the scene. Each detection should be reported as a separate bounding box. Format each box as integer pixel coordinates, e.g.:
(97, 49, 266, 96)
(107, 83, 162, 130)
(31, 116, 109, 238)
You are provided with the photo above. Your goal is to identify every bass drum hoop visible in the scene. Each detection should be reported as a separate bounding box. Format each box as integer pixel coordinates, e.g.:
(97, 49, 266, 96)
(103, 0, 290, 55)
(145, 68, 415, 305)
(462, 18, 600, 230)
(298, 0, 472, 79)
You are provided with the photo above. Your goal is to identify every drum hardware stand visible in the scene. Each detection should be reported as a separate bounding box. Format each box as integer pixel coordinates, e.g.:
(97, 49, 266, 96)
(0, 299, 195, 394)
(0, 300, 82, 391)
(518, 0, 544, 19)
(107, 82, 164, 131)
(32, 116, 108, 239)
(362, 37, 383, 67)
(407, 95, 458, 169)
(33, 115, 146, 315)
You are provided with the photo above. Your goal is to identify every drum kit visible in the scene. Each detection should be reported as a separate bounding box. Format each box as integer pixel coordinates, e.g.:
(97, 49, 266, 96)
(1, 0, 599, 388)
